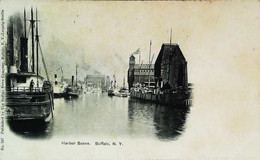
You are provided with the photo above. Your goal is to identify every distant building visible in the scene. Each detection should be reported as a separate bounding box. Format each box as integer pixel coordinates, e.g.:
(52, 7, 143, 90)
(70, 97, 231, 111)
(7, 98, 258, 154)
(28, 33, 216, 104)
(154, 44, 188, 89)
(85, 74, 110, 89)
(128, 55, 155, 89)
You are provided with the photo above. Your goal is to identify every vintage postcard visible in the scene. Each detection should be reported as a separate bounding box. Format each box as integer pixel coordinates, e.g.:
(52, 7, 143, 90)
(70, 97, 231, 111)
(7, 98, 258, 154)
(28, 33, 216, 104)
(0, 1, 259, 160)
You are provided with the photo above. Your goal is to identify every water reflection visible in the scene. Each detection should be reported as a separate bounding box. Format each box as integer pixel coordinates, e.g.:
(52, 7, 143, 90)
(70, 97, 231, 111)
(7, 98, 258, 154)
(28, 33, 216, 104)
(154, 103, 190, 140)
(7, 119, 53, 139)
(128, 98, 191, 140)
(6, 93, 191, 141)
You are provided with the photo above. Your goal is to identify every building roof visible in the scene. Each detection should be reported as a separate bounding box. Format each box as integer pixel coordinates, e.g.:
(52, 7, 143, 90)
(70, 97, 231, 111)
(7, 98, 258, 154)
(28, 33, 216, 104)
(154, 43, 186, 77)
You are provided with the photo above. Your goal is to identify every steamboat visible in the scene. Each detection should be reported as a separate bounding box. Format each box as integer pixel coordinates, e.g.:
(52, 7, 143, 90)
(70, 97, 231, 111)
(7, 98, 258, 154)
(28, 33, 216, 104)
(53, 68, 68, 98)
(64, 64, 83, 99)
(5, 9, 54, 122)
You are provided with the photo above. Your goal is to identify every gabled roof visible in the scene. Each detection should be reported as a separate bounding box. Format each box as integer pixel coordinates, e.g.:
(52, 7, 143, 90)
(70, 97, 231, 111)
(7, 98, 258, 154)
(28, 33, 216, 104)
(155, 43, 186, 77)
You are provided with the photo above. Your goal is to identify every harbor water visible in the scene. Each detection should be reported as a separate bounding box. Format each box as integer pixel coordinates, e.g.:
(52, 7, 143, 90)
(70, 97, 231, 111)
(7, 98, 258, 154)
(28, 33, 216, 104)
(3, 87, 259, 160)
(6, 93, 191, 140)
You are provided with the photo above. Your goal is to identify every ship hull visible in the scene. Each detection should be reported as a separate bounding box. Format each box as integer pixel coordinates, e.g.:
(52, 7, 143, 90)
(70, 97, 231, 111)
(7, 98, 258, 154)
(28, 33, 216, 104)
(64, 92, 79, 99)
(107, 89, 114, 96)
(64, 87, 83, 99)
(54, 92, 64, 98)
(6, 91, 54, 122)
(130, 89, 191, 106)
(53, 83, 68, 98)
(130, 91, 158, 102)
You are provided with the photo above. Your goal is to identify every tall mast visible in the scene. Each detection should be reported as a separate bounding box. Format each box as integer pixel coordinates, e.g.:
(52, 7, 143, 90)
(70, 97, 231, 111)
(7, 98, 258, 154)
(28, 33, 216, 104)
(36, 8, 39, 87)
(30, 7, 35, 73)
(24, 9, 26, 38)
(113, 74, 116, 89)
(148, 54, 154, 88)
(170, 28, 172, 45)
(76, 63, 78, 87)
(123, 71, 125, 88)
(61, 67, 64, 82)
(168, 28, 173, 82)
(20, 9, 28, 72)
(104, 75, 106, 89)
(147, 40, 152, 87)
(148, 40, 152, 64)
(138, 60, 143, 83)
(139, 50, 141, 64)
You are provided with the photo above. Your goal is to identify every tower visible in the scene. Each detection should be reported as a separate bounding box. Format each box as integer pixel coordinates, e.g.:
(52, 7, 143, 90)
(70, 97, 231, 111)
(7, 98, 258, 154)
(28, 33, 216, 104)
(128, 55, 136, 89)
(129, 55, 135, 69)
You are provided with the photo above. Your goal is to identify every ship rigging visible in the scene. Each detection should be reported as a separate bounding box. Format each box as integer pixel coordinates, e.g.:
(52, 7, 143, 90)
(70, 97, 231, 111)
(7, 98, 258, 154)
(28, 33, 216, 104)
(5, 8, 54, 122)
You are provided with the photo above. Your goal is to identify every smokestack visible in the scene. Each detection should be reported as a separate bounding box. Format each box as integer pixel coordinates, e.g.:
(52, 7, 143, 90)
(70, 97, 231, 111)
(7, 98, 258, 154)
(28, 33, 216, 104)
(20, 37, 28, 72)
(55, 74, 58, 85)
(20, 9, 28, 72)
(72, 76, 74, 86)
(7, 17, 14, 68)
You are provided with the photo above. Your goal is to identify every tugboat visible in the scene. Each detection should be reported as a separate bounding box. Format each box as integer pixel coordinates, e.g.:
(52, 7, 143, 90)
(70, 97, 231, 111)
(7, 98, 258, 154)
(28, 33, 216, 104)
(64, 64, 83, 99)
(107, 87, 115, 96)
(53, 67, 68, 98)
(5, 9, 54, 122)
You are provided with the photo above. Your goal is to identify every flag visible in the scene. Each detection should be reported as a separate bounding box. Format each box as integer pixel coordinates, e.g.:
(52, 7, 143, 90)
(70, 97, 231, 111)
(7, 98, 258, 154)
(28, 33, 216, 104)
(130, 48, 140, 56)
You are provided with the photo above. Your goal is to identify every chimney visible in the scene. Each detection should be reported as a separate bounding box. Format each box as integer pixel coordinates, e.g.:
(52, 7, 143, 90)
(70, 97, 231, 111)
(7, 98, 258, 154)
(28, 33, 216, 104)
(7, 17, 14, 69)
(54, 74, 58, 85)
(20, 37, 28, 72)
(72, 76, 74, 86)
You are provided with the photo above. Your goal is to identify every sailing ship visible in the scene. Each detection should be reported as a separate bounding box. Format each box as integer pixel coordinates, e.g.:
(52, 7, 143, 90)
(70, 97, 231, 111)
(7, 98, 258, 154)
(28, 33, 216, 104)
(5, 9, 54, 122)
(64, 64, 83, 99)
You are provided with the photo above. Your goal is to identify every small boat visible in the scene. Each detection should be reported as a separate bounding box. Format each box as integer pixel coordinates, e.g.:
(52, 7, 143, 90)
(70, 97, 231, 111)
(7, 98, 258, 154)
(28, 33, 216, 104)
(53, 68, 68, 98)
(64, 85, 82, 99)
(113, 74, 129, 97)
(114, 92, 127, 97)
(53, 82, 67, 98)
(107, 74, 117, 96)
(64, 64, 82, 99)
(119, 88, 129, 97)
(107, 88, 115, 96)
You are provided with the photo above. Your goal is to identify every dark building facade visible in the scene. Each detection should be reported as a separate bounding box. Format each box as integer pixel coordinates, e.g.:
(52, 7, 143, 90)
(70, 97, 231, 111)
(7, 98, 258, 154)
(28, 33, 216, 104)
(85, 74, 110, 89)
(128, 55, 155, 89)
(154, 44, 188, 89)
